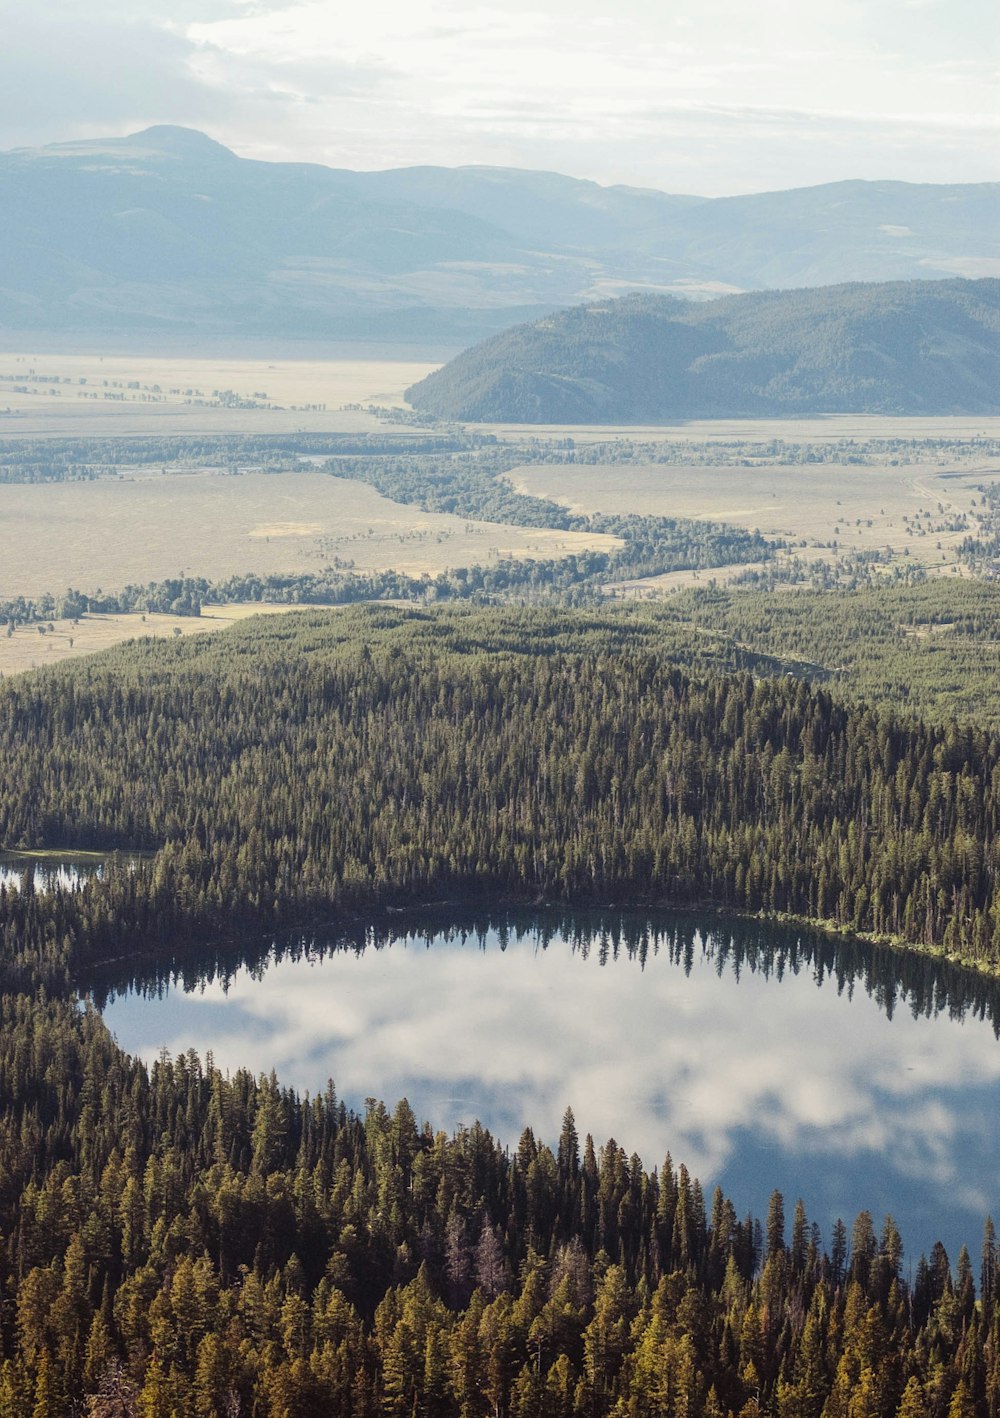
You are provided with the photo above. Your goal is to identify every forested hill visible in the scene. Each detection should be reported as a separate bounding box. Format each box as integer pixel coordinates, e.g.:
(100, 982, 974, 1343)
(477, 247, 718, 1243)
(3, 601, 1000, 994)
(3, 603, 1000, 1411)
(0, 992, 995, 1418)
(406, 278, 1000, 421)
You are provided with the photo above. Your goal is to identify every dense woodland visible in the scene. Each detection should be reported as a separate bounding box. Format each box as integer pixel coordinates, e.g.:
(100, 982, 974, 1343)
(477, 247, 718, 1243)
(1, 599, 1000, 1409)
(5, 483, 1000, 1408)
(4, 602, 1000, 988)
(649, 582, 1000, 727)
(406, 281, 1000, 423)
(1, 985, 1000, 1418)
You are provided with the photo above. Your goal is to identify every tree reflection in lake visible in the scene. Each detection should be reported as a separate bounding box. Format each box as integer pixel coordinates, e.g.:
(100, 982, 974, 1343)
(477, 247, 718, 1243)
(94, 909, 1000, 1264)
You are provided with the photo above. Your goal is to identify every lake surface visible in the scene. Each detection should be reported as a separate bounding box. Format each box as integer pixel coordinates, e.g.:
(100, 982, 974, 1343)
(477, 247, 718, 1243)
(0, 852, 141, 892)
(0, 856, 103, 891)
(97, 910, 1000, 1267)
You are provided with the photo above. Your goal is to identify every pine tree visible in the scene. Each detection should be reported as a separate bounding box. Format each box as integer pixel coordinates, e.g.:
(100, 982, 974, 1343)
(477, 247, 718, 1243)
(981, 1217, 997, 1310)
(766, 1193, 786, 1260)
(895, 1376, 929, 1418)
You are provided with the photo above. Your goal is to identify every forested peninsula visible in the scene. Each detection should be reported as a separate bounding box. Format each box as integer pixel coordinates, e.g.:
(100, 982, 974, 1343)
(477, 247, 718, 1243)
(3, 603, 1000, 1415)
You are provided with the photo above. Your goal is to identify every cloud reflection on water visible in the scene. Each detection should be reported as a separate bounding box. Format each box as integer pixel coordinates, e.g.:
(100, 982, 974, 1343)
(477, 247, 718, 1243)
(103, 924, 1000, 1257)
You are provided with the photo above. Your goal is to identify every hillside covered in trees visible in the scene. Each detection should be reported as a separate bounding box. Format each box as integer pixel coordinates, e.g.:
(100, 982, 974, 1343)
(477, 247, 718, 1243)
(0, 990, 998, 1417)
(407, 279, 1000, 422)
(2, 603, 1000, 1411)
(3, 601, 1000, 990)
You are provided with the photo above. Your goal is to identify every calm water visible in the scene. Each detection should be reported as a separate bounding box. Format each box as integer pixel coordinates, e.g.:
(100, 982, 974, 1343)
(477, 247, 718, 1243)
(97, 911, 1000, 1266)
(0, 853, 141, 892)
(0, 859, 96, 891)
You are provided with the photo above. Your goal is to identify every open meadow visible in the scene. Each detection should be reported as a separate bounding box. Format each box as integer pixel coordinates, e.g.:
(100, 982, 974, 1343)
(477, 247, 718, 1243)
(480, 414, 1000, 444)
(509, 458, 1000, 572)
(0, 602, 326, 677)
(0, 469, 619, 601)
(4, 356, 999, 617)
(0, 352, 442, 437)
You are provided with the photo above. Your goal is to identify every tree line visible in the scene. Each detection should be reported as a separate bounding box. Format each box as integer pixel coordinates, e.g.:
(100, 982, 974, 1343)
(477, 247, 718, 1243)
(0, 516, 775, 629)
(0, 990, 997, 1417)
(3, 602, 1000, 991)
(0, 433, 479, 483)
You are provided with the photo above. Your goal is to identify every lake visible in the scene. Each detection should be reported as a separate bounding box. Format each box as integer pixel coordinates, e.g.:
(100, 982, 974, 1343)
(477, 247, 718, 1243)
(96, 909, 1000, 1269)
(0, 855, 104, 891)
(0, 852, 143, 892)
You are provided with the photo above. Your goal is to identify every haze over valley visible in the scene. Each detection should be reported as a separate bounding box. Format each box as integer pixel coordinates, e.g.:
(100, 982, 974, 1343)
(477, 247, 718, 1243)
(1, 124, 997, 344)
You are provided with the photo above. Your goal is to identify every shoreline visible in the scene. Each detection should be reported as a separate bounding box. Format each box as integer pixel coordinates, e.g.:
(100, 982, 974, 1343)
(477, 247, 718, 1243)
(74, 889, 999, 990)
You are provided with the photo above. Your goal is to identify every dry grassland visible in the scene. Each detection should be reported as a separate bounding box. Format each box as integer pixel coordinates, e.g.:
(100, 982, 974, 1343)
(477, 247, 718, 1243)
(0, 353, 441, 437)
(481, 415, 1000, 444)
(509, 461, 1000, 572)
(0, 603, 327, 678)
(0, 470, 619, 600)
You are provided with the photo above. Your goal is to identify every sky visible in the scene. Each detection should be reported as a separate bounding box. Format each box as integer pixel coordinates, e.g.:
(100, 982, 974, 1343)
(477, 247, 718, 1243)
(0, 0, 996, 195)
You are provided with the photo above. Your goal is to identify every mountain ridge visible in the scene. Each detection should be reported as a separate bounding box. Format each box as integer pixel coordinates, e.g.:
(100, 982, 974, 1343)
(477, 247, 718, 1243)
(1, 127, 997, 345)
(405, 278, 1000, 421)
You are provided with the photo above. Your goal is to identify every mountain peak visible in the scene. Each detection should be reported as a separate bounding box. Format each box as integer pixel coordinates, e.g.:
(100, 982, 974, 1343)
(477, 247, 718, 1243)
(123, 126, 238, 160)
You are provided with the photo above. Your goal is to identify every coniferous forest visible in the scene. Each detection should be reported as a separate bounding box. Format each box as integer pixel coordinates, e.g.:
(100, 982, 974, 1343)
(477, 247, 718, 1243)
(3, 601, 1000, 1414)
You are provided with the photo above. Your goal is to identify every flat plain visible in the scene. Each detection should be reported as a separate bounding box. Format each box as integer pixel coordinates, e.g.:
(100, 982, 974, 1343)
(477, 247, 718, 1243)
(0, 469, 619, 601)
(0, 352, 442, 437)
(482, 415, 1000, 444)
(509, 459, 1000, 571)
(4, 354, 999, 626)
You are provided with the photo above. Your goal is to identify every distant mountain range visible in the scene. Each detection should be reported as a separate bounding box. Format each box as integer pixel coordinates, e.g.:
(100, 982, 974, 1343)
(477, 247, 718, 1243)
(0, 126, 998, 346)
(406, 279, 1000, 421)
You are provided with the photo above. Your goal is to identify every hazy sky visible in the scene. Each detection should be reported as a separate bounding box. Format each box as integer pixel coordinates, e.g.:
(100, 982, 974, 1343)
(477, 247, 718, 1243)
(0, 0, 997, 193)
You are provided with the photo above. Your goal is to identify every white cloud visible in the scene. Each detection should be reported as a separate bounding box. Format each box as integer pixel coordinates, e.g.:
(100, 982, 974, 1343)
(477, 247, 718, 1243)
(0, 5, 229, 146)
(106, 921, 1000, 1254)
(0, 0, 996, 195)
(181, 0, 998, 190)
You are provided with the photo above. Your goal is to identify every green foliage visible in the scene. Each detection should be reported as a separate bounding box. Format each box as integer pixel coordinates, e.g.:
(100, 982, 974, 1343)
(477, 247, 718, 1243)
(656, 580, 1000, 726)
(0, 432, 478, 484)
(0, 992, 991, 1415)
(0, 597, 999, 1409)
(407, 279, 1000, 422)
(2, 600, 1000, 990)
